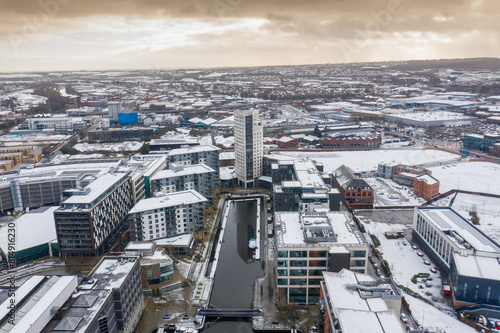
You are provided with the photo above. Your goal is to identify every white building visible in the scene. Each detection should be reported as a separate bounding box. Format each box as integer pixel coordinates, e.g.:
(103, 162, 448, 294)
(128, 190, 208, 240)
(108, 101, 122, 122)
(234, 109, 263, 188)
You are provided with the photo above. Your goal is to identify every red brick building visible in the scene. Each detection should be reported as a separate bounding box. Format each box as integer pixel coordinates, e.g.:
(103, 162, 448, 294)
(332, 165, 374, 209)
(414, 173, 440, 200)
(321, 136, 381, 150)
(277, 136, 299, 149)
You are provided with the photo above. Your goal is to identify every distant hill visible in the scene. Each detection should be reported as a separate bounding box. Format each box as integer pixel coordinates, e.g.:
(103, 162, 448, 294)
(386, 58, 500, 71)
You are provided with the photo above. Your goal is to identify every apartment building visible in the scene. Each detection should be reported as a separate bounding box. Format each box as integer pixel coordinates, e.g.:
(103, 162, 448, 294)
(54, 173, 134, 257)
(128, 190, 207, 241)
(413, 173, 440, 200)
(235, 109, 263, 188)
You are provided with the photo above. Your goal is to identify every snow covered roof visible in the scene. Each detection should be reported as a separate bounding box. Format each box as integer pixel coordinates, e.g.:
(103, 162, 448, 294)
(415, 173, 439, 185)
(167, 144, 220, 156)
(322, 269, 405, 333)
(0, 206, 59, 252)
(151, 163, 215, 180)
(453, 253, 500, 280)
(129, 190, 207, 214)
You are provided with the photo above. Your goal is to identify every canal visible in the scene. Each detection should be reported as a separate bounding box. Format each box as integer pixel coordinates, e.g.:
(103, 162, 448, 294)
(204, 199, 262, 333)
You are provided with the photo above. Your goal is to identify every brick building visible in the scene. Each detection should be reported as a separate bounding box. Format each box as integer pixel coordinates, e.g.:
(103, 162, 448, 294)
(413, 173, 440, 200)
(392, 165, 431, 187)
(332, 165, 374, 209)
(277, 136, 299, 149)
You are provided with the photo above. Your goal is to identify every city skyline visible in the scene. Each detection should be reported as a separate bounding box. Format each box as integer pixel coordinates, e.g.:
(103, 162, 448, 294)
(1, 0, 499, 72)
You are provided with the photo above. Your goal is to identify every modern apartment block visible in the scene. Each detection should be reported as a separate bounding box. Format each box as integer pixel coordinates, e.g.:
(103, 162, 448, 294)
(44, 256, 144, 333)
(272, 158, 340, 212)
(54, 173, 134, 257)
(128, 190, 207, 241)
(164, 145, 221, 187)
(275, 211, 368, 305)
(150, 163, 216, 204)
(235, 109, 263, 188)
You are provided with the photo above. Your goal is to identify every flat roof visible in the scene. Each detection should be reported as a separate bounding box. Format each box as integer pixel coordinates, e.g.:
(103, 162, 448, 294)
(418, 207, 500, 253)
(129, 190, 207, 214)
(453, 253, 500, 280)
(167, 144, 220, 156)
(322, 269, 404, 333)
(155, 233, 193, 247)
(275, 212, 364, 248)
(62, 173, 128, 205)
(151, 163, 215, 180)
(416, 173, 439, 185)
(0, 206, 59, 252)
(84, 256, 138, 290)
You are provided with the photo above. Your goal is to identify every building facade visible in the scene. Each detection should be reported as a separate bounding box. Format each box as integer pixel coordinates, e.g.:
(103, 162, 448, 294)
(235, 109, 263, 188)
(128, 190, 207, 241)
(332, 165, 374, 210)
(54, 173, 134, 257)
(413, 173, 440, 200)
(463, 133, 500, 152)
(275, 211, 368, 305)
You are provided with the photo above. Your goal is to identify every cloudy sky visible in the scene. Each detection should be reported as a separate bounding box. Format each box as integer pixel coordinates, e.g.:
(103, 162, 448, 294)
(0, 0, 498, 72)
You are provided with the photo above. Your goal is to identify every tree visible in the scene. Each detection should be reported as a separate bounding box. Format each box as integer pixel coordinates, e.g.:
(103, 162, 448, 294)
(139, 143, 150, 155)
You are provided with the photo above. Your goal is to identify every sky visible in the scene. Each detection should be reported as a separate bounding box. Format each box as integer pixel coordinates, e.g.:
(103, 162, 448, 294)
(0, 0, 498, 72)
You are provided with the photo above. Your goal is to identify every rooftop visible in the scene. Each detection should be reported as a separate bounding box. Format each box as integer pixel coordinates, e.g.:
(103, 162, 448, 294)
(129, 190, 207, 214)
(453, 253, 500, 280)
(418, 207, 500, 254)
(167, 144, 220, 156)
(61, 172, 128, 206)
(151, 163, 215, 180)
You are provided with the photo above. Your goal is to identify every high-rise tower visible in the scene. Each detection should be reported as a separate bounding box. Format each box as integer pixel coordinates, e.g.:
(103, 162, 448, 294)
(234, 109, 263, 188)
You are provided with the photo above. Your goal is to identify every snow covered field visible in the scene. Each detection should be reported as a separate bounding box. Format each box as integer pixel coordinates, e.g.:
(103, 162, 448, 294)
(74, 141, 143, 152)
(272, 148, 460, 173)
(429, 162, 500, 195)
(0, 89, 47, 110)
(451, 193, 500, 244)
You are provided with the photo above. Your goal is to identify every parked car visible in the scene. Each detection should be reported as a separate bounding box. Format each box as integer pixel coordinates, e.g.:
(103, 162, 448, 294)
(401, 313, 408, 323)
(417, 251, 424, 257)
(376, 269, 382, 276)
(181, 314, 190, 320)
(424, 260, 431, 265)
(372, 263, 379, 269)
(412, 245, 418, 250)
(430, 267, 437, 273)
(163, 314, 171, 320)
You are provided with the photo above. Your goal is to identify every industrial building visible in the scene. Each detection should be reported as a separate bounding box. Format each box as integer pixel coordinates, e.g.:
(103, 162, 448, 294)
(383, 111, 478, 127)
(235, 109, 263, 188)
(463, 133, 500, 152)
(275, 211, 368, 305)
(88, 127, 154, 142)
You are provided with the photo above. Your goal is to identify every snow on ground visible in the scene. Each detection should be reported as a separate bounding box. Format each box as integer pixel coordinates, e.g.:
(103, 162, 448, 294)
(404, 294, 475, 333)
(366, 177, 426, 207)
(160, 128, 212, 145)
(429, 162, 500, 195)
(0, 133, 70, 142)
(272, 148, 460, 173)
(451, 193, 500, 244)
(214, 135, 234, 148)
(74, 141, 143, 152)
(362, 221, 445, 304)
(0, 89, 47, 109)
(175, 260, 192, 279)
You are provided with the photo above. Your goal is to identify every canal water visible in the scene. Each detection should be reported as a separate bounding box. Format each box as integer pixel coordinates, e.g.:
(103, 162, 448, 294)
(204, 199, 262, 333)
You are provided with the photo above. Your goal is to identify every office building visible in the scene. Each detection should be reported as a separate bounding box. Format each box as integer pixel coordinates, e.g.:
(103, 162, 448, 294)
(54, 173, 134, 257)
(235, 109, 263, 188)
(124, 242, 175, 287)
(88, 127, 154, 142)
(413, 173, 440, 200)
(128, 190, 207, 241)
(463, 133, 500, 152)
(275, 211, 368, 305)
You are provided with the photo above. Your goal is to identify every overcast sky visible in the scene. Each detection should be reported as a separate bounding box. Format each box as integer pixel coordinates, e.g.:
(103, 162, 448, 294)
(0, 0, 498, 72)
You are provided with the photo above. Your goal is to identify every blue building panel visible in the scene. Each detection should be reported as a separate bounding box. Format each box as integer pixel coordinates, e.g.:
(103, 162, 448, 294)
(118, 112, 139, 125)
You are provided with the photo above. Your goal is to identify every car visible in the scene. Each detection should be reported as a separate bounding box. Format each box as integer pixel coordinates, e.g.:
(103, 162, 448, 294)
(430, 268, 437, 273)
(400, 313, 408, 323)
(376, 269, 382, 276)
(372, 263, 378, 269)
(423, 260, 431, 265)
(417, 251, 424, 257)
(427, 277, 433, 281)
(412, 245, 418, 250)
(496, 321, 500, 330)
(163, 314, 171, 320)
(425, 291, 433, 296)
(181, 314, 190, 320)
(425, 282, 433, 287)
(402, 240, 407, 246)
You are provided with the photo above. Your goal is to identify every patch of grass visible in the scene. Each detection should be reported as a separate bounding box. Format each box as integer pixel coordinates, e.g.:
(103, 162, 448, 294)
(397, 284, 420, 298)
(370, 234, 381, 247)
(411, 272, 430, 284)
(383, 260, 391, 276)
